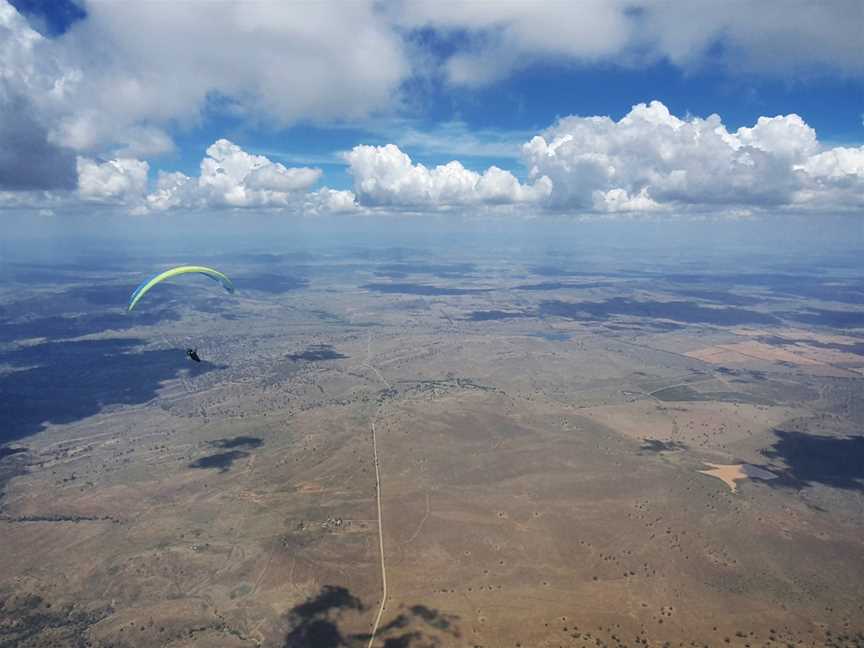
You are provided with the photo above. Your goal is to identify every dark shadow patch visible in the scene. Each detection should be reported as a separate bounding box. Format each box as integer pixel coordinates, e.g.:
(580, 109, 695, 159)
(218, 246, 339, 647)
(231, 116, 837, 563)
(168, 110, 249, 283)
(670, 289, 764, 307)
(70, 281, 185, 308)
(780, 308, 864, 329)
(540, 298, 779, 326)
(514, 281, 611, 291)
(715, 367, 770, 383)
(756, 335, 864, 356)
(283, 586, 460, 648)
(776, 284, 864, 304)
(407, 605, 457, 633)
(292, 585, 364, 620)
(4, 259, 130, 272)
(661, 273, 864, 304)
(342, 247, 425, 262)
(0, 338, 219, 445)
(640, 439, 687, 453)
(0, 309, 180, 343)
(530, 266, 607, 278)
(0, 447, 28, 504)
(283, 585, 364, 648)
(389, 298, 432, 312)
(63, 284, 175, 306)
(0, 280, 193, 338)
(761, 276, 864, 304)
(225, 252, 322, 265)
(211, 436, 263, 450)
(230, 253, 289, 265)
(0, 589, 110, 648)
(188, 450, 249, 472)
(531, 332, 572, 341)
(353, 605, 460, 647)
(651, 385, 773, 405)
(381, 635, 421, 648)
(761, 430, 864, 492)
(463, 310, 528, 322)
(2, 270, 82, 286)
(287, 345, 348, 362)
(0, 264, 123, 287)
(308, 310, 345, 322)
(757, 335, 801, 346)
(362, 283, 491, 296)
(658, 272, 807, 286)
(375, 262, 476, 279)
(0, 447, 27, 460)
(232, 273, 309, 294)
(603, 321, 685, 332)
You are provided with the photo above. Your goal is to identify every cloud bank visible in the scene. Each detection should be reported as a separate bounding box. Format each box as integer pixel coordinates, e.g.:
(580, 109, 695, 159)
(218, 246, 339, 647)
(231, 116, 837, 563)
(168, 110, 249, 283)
(522, 101, 863, 215)
(117, 100, 864, 217)
(336, 102, 863, 217)
(1, 101, 860, 219)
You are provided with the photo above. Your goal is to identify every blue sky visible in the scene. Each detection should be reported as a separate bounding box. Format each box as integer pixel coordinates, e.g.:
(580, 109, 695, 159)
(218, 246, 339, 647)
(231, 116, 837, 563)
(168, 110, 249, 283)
(1, 0, 862, 218)
(197, 63, 863, 192)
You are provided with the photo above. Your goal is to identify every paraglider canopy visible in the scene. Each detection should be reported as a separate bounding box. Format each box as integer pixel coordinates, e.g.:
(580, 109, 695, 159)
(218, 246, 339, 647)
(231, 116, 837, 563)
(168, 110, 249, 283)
(127, 265, 235, 312)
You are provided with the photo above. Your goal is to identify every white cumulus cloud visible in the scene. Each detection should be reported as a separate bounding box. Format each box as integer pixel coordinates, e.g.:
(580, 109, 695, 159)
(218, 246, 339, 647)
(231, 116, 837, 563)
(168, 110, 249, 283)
(77, 156, 148, 202)
(793, 146, 864, 209)
(142, 139, 324, 211)
(144, 171, 195, 212)
(522, 100, 864, 215)
(196, 139, 322, 208)
(304, 188, 361, 216)
(345, 143, 551, 209)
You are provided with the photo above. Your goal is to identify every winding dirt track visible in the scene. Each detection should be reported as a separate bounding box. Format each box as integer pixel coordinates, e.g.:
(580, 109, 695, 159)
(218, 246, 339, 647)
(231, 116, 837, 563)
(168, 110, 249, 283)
(365, 332, 391, 648)
(366, 411, 387, 648)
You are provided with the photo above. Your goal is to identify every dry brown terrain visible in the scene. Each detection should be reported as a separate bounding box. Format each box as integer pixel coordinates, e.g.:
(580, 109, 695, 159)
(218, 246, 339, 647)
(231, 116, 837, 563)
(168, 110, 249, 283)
(1, 256, 863, 648)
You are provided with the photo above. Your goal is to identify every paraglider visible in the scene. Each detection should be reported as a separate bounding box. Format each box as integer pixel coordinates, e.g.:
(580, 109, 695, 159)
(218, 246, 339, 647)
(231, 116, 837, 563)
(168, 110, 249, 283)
(127, 265, 235, 312)
(127, 265, 235, 361)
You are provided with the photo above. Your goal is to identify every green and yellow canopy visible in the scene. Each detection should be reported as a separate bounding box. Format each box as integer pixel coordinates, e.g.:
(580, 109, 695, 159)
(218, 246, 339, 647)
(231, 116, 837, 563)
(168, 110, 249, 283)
(128, 265, 235, 312)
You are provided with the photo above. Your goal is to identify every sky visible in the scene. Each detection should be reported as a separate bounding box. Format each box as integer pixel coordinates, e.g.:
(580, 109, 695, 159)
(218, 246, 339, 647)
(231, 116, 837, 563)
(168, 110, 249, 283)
(0, 0, 862, 230)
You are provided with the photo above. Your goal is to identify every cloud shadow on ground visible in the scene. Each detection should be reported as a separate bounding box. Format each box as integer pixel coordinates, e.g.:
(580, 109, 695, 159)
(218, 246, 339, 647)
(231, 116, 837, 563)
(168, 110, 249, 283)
(188, 450, 249, 472)
(640, 439, 687, 453)
(288, 345, 348, 362)
(761, 430, 864, 492)
(539, 297, 780, 326)
(282, 585, 459, 648)
(0, 338, 219, 445)
(362, 283, 491, 297)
